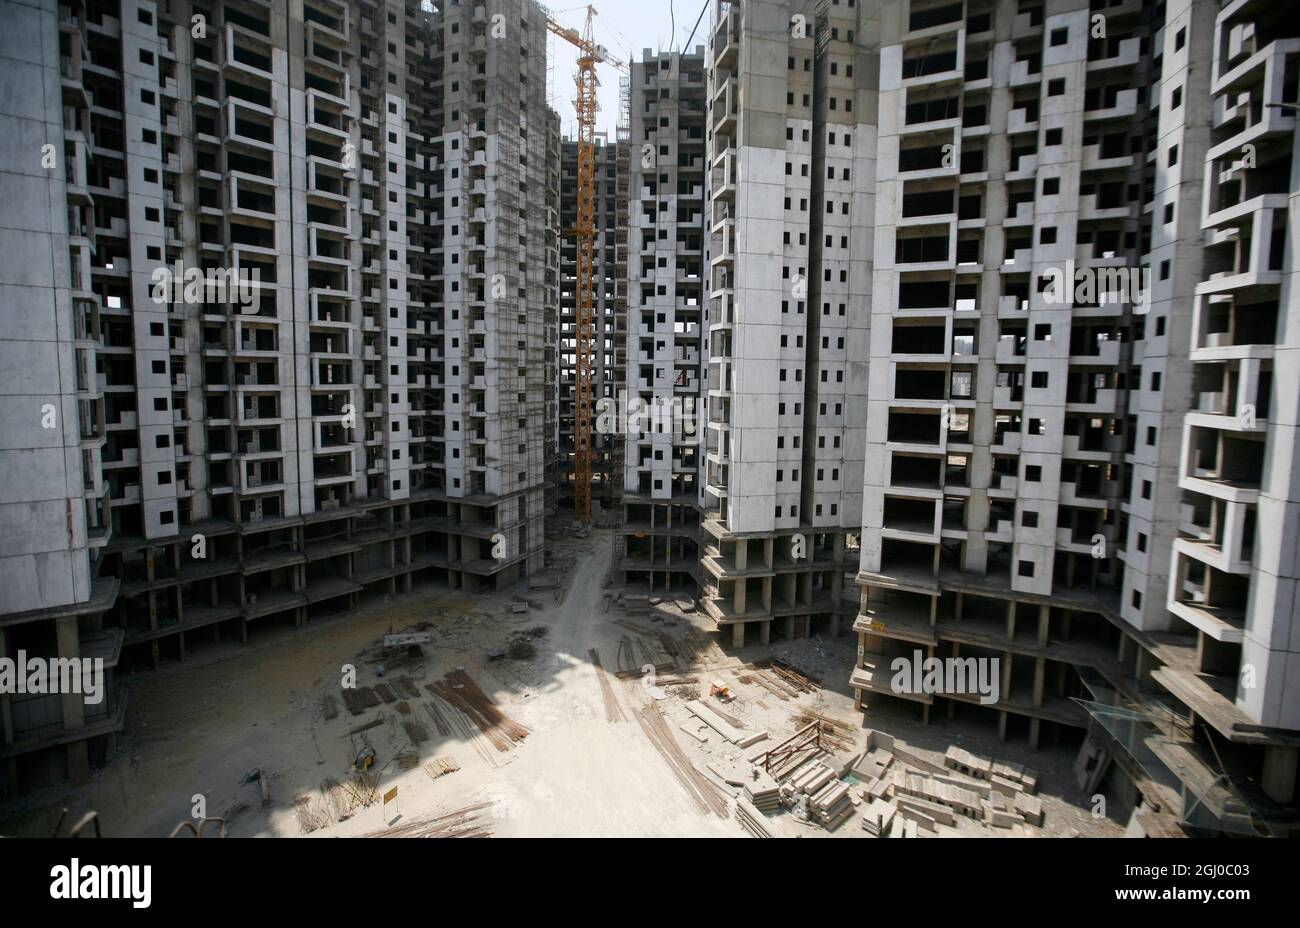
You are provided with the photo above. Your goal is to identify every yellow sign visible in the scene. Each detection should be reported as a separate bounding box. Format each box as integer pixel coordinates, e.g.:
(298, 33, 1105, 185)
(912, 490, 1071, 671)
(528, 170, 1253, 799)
(383, 787, 398, 805)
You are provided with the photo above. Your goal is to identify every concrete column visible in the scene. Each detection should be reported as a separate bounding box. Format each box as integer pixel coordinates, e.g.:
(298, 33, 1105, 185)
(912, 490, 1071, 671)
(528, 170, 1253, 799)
(1261, 746, 1298, 805)
(56, 617, 89, 783)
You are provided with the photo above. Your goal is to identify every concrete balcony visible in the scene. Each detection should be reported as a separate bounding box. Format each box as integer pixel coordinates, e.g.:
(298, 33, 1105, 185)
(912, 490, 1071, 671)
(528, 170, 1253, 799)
(1081, 143, 1134, 173)
(1084, 88, 1138, 123)
(1070, 340, 1122, 368)
(710, 6, 738, 71)
(1088, 36, 1142, 72)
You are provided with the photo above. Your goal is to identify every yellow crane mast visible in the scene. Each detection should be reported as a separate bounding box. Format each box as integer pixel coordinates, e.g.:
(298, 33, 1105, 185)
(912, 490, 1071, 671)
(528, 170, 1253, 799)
(545, 5, 625, 524)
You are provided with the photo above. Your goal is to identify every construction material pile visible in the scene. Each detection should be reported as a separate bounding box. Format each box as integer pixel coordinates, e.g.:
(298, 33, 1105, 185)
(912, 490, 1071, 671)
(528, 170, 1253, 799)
(426, 669, 529, 753)
(361, 801, 493, 838)
(779, 759, 855, 830)
(855, 732, 1044, 836)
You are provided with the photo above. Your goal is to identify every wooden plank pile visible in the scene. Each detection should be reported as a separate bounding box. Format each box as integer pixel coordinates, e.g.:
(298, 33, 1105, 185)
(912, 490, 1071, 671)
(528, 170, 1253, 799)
(427, 669, 529, 753)
(361, 801, 492, 838)
(794, 709, 858, 753)
(589, 648, 627, 722)
(768, 658, 820, 693)
(634, 704, 729, 818)
(424, 757, 460, 781)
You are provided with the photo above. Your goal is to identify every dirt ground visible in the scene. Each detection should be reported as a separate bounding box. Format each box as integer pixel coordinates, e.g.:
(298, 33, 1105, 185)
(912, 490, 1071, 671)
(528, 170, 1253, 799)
(0, 529, 1123, 838)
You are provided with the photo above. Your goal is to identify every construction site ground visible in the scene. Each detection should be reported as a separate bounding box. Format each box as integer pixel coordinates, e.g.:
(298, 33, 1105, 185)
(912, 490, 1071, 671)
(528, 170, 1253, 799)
(0, 529, 1124, 838)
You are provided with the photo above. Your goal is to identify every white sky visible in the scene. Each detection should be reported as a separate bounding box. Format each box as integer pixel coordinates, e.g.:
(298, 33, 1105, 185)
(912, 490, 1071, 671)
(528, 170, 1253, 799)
(544, 0, 713, 139)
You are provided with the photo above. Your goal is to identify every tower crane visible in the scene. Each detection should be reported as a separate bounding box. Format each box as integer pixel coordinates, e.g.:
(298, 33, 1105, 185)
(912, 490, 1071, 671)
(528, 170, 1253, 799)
(545, 5, 626, 525)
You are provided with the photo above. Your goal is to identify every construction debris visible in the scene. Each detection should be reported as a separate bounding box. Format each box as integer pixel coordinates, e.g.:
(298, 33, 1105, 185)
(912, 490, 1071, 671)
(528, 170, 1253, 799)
(361, 801, 493, 838)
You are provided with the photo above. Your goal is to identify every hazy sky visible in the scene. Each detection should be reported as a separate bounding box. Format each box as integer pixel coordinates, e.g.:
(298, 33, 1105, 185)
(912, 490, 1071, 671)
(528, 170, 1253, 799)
(545, 0, 713, 139)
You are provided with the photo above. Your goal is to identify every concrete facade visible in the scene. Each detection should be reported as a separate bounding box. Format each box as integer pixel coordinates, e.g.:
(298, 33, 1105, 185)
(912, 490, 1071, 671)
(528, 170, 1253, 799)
(852, 0, 1299, 836)
(702, 0, 873, 647)
(619, 47, 709, 592)
(0, 0, 560, 797)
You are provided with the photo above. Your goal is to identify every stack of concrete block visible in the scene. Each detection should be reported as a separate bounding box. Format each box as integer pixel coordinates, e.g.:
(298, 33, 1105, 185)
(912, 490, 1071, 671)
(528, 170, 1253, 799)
(781, 760, 836, 802)
(896, 773, 983, 818)
(860, 773, 892, 802)
(775, 760, 855, 831)
(945, 746, 1038, 794)
(888, 816, 918, 838)
(862, 797, 895, 836)
(894, 792, 958, 827)
(809, 779, 854, 831)
(744, 768, 782, 813)
(1014, 791, 1044, 826)
(733, 797, 774, 837)
(993, 760, 1038, 794)
(945, 746, 993, 781)
(982, 793, 1024, 829)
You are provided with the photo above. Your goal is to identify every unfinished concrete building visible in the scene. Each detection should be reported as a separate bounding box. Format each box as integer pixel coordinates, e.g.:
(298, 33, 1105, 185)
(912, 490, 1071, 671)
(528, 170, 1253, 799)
(619, 47, 710, 592)
(0, 0, 124, 796)
(559, 137, 627, 516)
(702, 0, 872, 647)
(852, 0, 1298, 836)
(0, 0, 560, 796)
